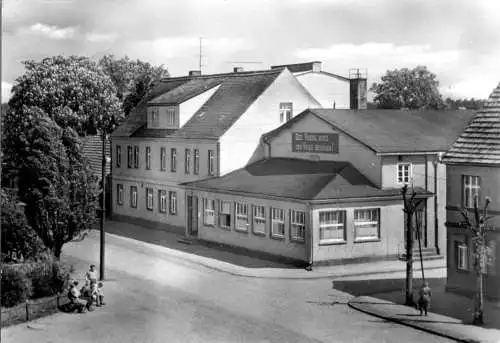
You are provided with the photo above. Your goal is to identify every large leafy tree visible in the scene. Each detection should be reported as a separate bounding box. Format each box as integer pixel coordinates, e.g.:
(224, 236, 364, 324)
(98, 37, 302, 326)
(3, 107, 99, 258)
(370, 66, 444, 110)
(99, 55, 169, 116)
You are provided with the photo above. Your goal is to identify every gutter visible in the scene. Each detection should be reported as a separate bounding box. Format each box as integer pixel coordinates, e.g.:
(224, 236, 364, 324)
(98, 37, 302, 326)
(262, 135, 272, 158)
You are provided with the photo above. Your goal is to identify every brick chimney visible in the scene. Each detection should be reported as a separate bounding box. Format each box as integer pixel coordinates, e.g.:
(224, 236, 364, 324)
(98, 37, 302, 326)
(349, 68, 368, 110)
(189, 70, 201, 76)
(233, 67, 244, 73)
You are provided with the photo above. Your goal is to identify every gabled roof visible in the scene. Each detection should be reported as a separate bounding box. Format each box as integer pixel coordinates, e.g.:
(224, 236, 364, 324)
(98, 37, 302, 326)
(111, 69, 283, 139)
(183, 158, 432, 201)
(265, 108, 476, 154)
(294, 70, 350, 82)
(443, 83, 500, 165)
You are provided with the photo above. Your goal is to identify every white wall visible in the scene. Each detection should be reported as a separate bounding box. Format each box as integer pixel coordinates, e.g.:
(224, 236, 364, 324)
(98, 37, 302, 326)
(219, 69, 322, 175)
(295, 73, 350, 109)
(179, 85, 221, 127)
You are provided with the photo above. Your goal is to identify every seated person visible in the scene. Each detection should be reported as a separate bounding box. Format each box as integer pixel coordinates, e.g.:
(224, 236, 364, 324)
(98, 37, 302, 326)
(80, 280, 94, 310)
(67, 281, 87, 313)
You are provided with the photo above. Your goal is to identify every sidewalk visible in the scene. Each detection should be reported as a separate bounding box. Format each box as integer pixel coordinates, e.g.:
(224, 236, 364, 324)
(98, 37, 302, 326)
(101, 219, 446, 280)
(348, 296, 500, 343)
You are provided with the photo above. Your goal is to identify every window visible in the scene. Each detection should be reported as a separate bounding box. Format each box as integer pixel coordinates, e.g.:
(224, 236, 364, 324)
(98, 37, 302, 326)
(463, 175, 480, 208)
(397, 163, 411, 184)
(158, 190, 167, 213)
(235, 203, 249, 232)
(219, 201, 232, 229)
(208, 150, 215, 175)
(150, 107, 159, 128)
(271, 208, 285, 238)
(253, 205, 266, 235)
(203, 198, 215, 225)
(133, 146, 139, 168)
(166, 106, 175, 126)
(319, 210, 346, 244)
(171, 148, 177, 172)
(456, 242, 468, 271)
(146, 188, 153, 211)
(185, 149, 191, 174)
(194, 149, 200, 175)
(130, 186, 138, 208)
(354, 208, 380, 241)
(279, 102, 293, 123)
(116, 184, 124, 205)
(127, 146, 133, 168)
(160, 147, 166, 171)
(116, 145, 121, 168)
(290, 210, 306, 241)
(145, 146, 151, 170)
(169, 191, 177, 215)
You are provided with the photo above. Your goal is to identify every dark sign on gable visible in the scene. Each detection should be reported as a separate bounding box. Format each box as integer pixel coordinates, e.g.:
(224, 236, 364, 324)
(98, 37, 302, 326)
(292, 132, 339, 154)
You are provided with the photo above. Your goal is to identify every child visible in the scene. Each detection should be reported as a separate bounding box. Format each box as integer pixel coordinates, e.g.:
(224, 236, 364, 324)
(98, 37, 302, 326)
(96, 282, 105, 306)
(418, 281, 432, 316)
(85, 264, 98, 288)
(80, 280, 94, 310)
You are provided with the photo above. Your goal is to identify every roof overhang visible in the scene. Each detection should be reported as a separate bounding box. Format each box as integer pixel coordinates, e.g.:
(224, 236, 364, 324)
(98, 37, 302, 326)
(376, 151, 446, 157)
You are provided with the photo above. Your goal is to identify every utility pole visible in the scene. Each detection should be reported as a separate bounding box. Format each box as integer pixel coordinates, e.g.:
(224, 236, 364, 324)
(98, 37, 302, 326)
(199, 37, 203, 73)
(100, 132, 106, 281)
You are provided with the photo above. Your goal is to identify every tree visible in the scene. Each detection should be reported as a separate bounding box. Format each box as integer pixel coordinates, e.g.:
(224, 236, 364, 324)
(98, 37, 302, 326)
(1, 188, 47, 262)
(370, 66, 444, 110)
(2, 107, 99, 258)
(459, 196, 495, 325)
(445, 98, 486, 110)
(98, 55, 169, 116)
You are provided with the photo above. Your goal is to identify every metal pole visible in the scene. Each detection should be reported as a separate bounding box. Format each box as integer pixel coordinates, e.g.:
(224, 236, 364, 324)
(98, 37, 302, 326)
(416, 208, 425, 282)
(100, 132, 106, 281)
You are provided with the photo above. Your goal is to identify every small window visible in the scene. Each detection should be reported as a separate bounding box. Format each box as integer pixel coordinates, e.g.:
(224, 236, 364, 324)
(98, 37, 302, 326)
(116, 145, 121, 168)
(463, 175, 480, 208)
(203, 198, 215, 225)
(130, 186, 138, 208)
(290, 210, 305, 241)
(116, 184, 124, 205)
(194, 149, 200, 175)
(169, 191, 177, 215)
(253, 205, 266, 235)
(146, 187, 153, 211)
(397, 163, 411, 184)
(271, 208, 285, 238)
(166, 107, 175, 126)
(145, 146, 151, 170)
(158, 190, 167, 213)
(150, 107, 159, 128)
(235, 203, 249, 232)
(279, 102, 293, 123)
(133, 146, 139, 168)
(456, 242, 468, 271)
(185, 149, 191, 174)
(127, 146, 133, 168)
(171, 148, 177, 172)
(219, 201, 232, 229)
(160, 147, 166, 171)
(354, 208, 380, 242)
(208, 150, 215, 175)
(319, 210, 346, 244)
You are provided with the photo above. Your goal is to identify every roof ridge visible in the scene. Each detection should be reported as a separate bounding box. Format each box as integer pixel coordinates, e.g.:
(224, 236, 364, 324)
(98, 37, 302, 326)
(158, 69, 282, 83)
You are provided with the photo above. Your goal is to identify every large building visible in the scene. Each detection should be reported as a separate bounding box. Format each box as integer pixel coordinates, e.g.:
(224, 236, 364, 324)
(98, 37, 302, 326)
(443, 83, 500, 300)
(183, 107, 475, 265)
(110, 63, 358, 232)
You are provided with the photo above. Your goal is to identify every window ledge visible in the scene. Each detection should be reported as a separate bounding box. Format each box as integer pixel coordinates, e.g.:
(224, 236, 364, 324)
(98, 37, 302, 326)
(252, 231, 266, 237)
(271, 234, 285, 241)
(235, 227, 249, 234)
(146, 208, 153, 212)
(203, 223, 215, 228)
(319, 240, 346, 246)
(219, 226, 231, 231)
(291, 238, 305, 244)
(354, 238, 381, 244)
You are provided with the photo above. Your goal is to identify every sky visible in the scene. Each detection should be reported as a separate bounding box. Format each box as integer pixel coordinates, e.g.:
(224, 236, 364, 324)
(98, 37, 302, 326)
(2, 0, 500, 103)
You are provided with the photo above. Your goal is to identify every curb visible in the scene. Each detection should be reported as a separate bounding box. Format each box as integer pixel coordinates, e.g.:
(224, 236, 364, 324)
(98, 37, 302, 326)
(348, 297, 484, 343)
(106, 232, 445, 280)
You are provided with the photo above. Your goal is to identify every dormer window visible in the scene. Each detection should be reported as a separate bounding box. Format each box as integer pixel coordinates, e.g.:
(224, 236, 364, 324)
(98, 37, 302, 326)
(166, 107, 175, 126)
(149, 107, 160, 128)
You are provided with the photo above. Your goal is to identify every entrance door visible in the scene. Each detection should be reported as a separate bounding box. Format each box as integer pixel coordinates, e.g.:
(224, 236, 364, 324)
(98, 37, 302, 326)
(187, 195, 198, 237)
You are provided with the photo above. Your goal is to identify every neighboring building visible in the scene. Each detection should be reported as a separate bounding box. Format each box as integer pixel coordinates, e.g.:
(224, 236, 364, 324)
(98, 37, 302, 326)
(183, 107, 475, 265)
(110, 65, 333, 232)
(81, 135, 111, 177)
(443, 83, 500, 300)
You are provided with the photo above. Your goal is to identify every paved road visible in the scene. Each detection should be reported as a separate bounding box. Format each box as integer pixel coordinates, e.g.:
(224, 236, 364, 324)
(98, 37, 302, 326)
(2, 232, 453, 343)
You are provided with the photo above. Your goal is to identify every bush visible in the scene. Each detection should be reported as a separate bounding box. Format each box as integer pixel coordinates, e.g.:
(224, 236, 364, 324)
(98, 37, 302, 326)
(29, 260, 73, 299)
(1, 267, 32, 308)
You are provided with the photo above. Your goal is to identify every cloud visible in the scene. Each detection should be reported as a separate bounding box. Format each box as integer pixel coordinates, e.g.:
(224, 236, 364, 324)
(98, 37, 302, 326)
(28, 23, 78, 40)
(86, 32, 119, 43)
(2, 82, 13, 103)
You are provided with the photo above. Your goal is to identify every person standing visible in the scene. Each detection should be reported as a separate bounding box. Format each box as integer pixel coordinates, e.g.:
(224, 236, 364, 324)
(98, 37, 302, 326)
(85, 264, 98, 287)
(418, 281, 432, 316)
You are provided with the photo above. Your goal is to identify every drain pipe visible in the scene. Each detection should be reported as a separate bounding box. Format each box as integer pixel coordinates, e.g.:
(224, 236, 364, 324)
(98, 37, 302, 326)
(263, 135, 272, 159)
(433, 154, 442, 255)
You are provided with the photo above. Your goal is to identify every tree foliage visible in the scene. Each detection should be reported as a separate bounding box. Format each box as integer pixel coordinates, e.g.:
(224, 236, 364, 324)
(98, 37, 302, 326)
(445, 98, 486, 110)
(8, 55, 123, 136)
(98, 54, 169, 116)
(370, 66, 444, 110)
(3, 107, 99, 258)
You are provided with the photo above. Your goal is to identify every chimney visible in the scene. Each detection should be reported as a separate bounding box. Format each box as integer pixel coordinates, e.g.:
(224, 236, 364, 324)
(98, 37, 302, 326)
(233, 67, 244, 73)
(189, 70, 201, 76)
(349, 68, 368, 110)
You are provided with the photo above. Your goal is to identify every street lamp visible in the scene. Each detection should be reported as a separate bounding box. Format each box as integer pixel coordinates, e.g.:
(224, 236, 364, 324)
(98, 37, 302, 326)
(100, 133, 108, 281)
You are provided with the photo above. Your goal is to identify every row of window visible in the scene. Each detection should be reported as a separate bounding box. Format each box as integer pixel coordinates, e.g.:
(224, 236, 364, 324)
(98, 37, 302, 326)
(148, 106, 176, 128)
(116, 145, 215, 175)
(202, 198, 381, 244)
(116, 184, 177, 215)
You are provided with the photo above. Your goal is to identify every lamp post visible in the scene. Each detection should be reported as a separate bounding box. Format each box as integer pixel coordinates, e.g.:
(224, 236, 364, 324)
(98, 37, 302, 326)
(100, 132, 107, 281)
